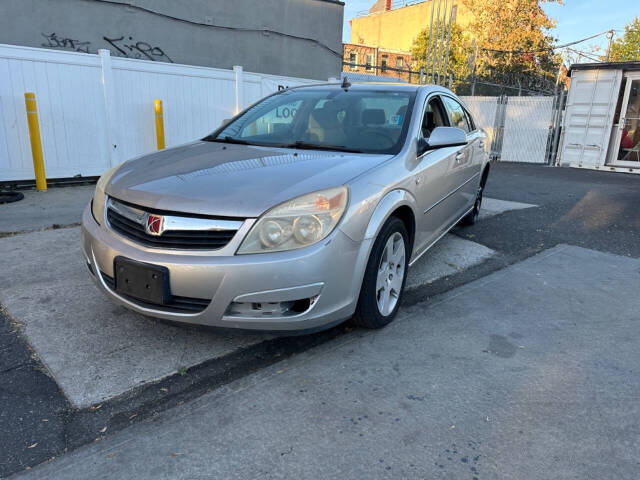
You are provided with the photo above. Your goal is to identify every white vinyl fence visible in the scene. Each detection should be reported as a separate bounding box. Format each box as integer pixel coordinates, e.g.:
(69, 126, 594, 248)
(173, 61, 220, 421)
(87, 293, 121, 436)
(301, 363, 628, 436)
(0, 44, 317, 181)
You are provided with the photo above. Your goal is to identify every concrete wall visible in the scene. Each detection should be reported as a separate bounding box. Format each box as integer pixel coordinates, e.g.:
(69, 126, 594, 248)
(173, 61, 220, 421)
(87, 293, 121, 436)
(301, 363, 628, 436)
(0, 0, 344, 80)
(350, 0, 473, 52)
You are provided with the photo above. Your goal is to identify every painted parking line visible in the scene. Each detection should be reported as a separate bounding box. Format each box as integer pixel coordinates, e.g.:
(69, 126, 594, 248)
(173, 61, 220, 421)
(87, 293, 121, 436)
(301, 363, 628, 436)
(0, 197, 536, 408)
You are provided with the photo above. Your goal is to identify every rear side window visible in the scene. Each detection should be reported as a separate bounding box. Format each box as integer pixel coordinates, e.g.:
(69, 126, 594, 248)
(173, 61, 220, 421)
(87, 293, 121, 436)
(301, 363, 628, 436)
(442, 96, 470, 133)
(463, 107, 476, 131)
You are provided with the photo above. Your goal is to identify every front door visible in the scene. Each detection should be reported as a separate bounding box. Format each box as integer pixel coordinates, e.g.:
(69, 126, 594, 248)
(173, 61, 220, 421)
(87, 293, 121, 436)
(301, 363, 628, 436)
(412, 95, 462, 255)
(609, 75, 640, 168)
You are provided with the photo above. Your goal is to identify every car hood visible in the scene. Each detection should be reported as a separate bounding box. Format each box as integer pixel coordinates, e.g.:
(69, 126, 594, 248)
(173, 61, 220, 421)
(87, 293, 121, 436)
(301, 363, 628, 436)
(107, 141, 391, 218)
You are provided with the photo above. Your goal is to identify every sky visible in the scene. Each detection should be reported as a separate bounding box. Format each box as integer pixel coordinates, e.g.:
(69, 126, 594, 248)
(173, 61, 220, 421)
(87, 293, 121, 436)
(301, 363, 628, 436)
(342, 0, 638, 57)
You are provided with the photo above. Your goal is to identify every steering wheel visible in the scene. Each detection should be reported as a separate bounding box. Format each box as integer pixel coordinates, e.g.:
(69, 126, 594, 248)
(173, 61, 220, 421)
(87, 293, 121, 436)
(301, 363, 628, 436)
(360, 128, 396, 148)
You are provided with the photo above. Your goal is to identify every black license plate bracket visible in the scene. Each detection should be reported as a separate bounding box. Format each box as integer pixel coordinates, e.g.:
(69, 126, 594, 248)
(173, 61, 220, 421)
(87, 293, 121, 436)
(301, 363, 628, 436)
(114, 256, 169, 305)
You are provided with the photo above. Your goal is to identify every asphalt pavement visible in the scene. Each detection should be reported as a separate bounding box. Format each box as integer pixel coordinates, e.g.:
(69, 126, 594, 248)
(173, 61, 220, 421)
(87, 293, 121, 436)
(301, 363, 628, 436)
(15, 244, 640, 480)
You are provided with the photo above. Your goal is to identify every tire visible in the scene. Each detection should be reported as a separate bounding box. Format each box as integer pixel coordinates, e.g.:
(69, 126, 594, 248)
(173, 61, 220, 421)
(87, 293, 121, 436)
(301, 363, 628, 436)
(352, 216, 409, 329)
(460, 169, 488, 226)
(0, 191, 24, 204)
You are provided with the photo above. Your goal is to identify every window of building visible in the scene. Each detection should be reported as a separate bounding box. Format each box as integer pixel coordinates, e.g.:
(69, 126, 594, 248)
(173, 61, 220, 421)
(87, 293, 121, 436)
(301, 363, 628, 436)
(349, 52, 357, 70)
(396, 57, 404, 70)
(365, 53, 373, 71)
(381, 55, 388, 72)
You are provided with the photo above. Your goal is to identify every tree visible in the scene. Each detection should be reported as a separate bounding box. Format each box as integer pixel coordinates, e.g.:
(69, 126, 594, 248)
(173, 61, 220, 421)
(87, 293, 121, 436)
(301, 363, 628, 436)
(460, 0, 563, 80)
(609, 17, 640, 62)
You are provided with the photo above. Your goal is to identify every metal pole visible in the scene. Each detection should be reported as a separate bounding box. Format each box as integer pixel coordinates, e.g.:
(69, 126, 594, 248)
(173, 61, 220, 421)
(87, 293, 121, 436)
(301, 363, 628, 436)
(154, 99, 165, 150)
(419, 66, 424, 84)
(431, 0, 442, 84)
(24, 92, 47, 191)
(442, 2, 454, 86)
(470, 41, 478, 96)
(425, 0, 436, 83)
(606, 29, 614, 61)
(436, 0, 449, 85)
(435, 0, 447, 85)
(550, 88, 566, 165)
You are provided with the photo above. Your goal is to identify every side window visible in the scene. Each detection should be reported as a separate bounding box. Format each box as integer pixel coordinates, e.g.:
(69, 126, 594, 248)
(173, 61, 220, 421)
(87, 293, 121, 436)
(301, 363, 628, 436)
(463, 107, 476, 131)
(442, 96, 470, 133)
(421, 96, 448, 138)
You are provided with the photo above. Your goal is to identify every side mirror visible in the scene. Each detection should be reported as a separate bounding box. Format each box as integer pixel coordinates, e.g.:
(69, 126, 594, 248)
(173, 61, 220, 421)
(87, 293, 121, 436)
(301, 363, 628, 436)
(220, 118, 231, 127)
(418, 127, 467, 156)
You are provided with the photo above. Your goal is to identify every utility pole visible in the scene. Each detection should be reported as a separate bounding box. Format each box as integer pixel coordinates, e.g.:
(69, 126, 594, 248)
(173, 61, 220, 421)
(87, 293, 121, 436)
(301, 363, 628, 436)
(605, 29, 614, 62)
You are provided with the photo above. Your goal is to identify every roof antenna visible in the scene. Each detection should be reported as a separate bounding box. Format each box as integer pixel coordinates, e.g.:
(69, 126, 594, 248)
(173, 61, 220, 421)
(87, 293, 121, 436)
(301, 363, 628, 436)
(341, 76, 351, 90)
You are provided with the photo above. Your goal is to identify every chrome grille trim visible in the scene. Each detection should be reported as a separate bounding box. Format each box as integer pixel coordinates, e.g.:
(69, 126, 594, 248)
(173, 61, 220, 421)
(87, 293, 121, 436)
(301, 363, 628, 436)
(107, 198, 244, 232)
(106, 197, 244, 250)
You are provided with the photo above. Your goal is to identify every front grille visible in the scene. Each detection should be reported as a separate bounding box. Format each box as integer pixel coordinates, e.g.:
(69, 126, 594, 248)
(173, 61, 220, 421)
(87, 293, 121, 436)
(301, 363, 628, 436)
(100, 271, 210, 314)
(106, 201, 239, 250)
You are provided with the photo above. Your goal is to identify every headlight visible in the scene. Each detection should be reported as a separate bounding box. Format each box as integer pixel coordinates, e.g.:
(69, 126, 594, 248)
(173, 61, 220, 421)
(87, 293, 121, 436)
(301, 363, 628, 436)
(237, 186, 348, 254)
(91, 165, 120, 224)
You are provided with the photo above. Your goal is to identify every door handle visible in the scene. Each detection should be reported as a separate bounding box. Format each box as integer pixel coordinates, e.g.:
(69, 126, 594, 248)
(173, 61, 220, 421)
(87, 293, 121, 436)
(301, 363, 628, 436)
(455, 152, 465, 162)
(478, 141, 484, 148)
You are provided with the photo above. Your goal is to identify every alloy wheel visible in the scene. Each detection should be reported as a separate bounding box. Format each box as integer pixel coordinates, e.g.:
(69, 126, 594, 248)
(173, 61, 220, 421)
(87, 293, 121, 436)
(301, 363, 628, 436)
(375, 232, 406, 316)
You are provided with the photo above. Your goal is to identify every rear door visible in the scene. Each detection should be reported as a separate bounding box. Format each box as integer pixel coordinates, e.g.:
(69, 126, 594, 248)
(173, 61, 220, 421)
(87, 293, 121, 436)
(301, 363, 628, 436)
(441, 95, 478, 217)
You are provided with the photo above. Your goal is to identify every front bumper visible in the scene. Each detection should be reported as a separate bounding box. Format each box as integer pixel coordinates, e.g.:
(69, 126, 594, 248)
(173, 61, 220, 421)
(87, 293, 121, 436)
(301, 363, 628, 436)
(81, 205, 369, 331)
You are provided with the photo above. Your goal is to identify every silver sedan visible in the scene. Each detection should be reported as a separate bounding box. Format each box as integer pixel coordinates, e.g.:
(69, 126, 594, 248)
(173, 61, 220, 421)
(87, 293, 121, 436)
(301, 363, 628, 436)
(82, 83, 489, 333)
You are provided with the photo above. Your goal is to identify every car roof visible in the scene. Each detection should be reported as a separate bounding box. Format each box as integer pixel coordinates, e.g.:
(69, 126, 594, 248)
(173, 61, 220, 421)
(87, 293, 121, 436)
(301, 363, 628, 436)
(288, 82, 451, 95)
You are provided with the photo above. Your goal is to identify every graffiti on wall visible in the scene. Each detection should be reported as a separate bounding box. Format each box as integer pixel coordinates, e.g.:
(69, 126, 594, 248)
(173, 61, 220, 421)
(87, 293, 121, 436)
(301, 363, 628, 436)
(40, 32, 173, 62)
(41, 33, 92, 53)
(102, 36, 173, 63)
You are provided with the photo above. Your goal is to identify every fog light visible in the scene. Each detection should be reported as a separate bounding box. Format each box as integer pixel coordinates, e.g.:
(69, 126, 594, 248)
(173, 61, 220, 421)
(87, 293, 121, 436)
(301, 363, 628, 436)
(226, 296, 317, 318)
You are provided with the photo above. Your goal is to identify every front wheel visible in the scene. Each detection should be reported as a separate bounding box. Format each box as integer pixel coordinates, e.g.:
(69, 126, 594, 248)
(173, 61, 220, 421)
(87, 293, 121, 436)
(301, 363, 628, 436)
(352, 216, 409, 329)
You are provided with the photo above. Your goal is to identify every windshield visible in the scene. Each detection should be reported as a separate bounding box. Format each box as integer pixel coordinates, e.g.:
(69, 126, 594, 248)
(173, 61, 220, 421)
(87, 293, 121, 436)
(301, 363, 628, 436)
(206, 88, 416, 154)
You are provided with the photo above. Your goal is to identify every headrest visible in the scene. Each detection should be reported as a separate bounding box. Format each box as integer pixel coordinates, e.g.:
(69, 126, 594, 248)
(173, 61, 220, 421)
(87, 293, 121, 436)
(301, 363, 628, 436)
(362, 109, 385, 125)
(310, 103, 339, 128)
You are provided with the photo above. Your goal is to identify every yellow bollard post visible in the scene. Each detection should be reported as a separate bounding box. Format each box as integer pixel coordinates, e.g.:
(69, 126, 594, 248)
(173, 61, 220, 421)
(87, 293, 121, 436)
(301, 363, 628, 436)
(24, 92, 47, 191)
(154, 99, 165, 150)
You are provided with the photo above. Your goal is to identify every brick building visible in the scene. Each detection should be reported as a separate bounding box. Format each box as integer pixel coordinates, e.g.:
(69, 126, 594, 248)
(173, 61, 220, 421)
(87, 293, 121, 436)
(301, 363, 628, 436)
(342, 43, 414, 82)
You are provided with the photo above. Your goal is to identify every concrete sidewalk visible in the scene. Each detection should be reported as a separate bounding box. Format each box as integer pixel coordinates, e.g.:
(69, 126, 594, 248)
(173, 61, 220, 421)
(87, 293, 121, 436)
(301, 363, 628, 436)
(0, 185, 93, 235)
(15, 245, 640, 480)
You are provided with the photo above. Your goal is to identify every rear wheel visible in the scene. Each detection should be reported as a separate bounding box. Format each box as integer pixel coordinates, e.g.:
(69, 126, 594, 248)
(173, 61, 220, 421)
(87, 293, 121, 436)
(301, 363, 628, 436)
(461, 170, 488, 226)
(352, 216, 409, 329)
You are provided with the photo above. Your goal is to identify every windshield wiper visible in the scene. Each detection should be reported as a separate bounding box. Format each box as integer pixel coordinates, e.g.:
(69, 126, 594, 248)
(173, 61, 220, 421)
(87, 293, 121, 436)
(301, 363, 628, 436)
(204, 136, 252, 145)
(283, 141, 363, 153)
